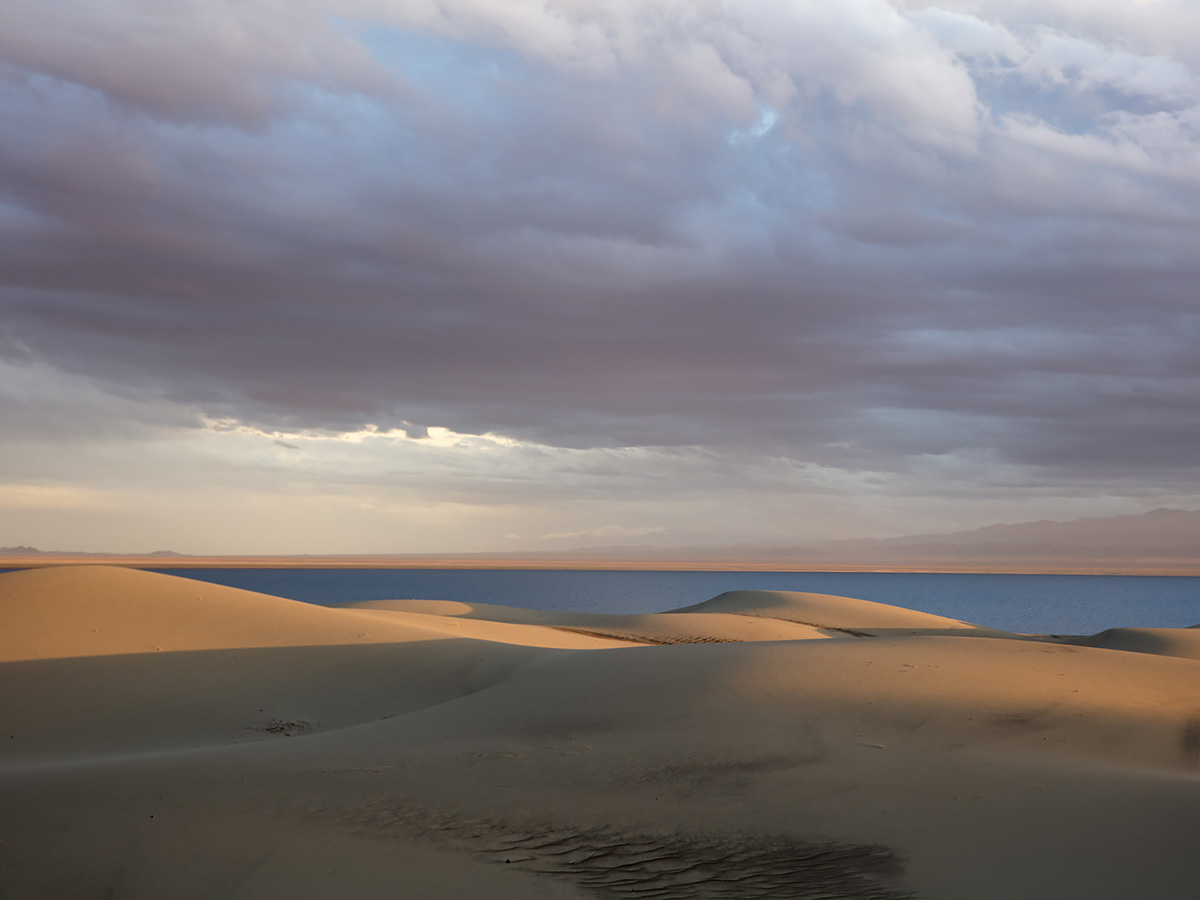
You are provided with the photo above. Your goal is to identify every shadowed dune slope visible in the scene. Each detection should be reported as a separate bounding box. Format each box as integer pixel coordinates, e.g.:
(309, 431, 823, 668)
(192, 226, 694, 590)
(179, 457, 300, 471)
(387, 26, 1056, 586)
(348, 598, 833, 643)
(0, 567, 619, 760)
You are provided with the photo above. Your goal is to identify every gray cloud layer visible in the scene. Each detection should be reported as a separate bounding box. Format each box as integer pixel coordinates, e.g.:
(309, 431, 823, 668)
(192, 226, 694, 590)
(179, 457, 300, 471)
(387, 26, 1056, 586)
(3, 0, 1199, 493)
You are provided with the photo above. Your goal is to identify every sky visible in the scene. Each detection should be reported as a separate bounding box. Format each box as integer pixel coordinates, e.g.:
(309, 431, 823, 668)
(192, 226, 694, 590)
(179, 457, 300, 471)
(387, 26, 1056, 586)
(2, 0, 1199, 554)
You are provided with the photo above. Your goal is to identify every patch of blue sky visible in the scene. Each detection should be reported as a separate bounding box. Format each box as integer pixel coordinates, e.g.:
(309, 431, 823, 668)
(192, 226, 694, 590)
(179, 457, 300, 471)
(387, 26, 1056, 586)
(337, 28, 583, 188)
(726, 104, 841, 213)
(972, 63, 1192, 137)
(728, 102, 778, 144)
(978, 80, 1098, 135)
(335, 20, 539, 109)
(270, 81, 395, 155)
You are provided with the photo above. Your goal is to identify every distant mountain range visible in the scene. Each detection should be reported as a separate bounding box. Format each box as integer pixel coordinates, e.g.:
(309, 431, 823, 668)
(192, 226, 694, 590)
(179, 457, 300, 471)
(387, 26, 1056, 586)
(799, 507, 1200, 561)
(474, 508, 1200, 571)
(0, 547, 183, 557)
(3, 509, 1198, 573)
(476, 508, 1200, 566)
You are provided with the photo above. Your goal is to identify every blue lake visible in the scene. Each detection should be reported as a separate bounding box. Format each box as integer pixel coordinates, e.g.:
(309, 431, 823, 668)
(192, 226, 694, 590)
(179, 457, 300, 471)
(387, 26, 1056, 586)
(130, 568, 1200, 636)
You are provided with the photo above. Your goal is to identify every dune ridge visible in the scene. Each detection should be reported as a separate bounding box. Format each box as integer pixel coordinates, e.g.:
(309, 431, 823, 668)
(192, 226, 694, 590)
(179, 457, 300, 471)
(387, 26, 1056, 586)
(2, 566, 1199, 899)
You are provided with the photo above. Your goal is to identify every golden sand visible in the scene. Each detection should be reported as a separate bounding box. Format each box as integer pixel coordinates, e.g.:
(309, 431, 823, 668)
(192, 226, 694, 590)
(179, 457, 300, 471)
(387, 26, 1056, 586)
(2, 566, 1198, 898)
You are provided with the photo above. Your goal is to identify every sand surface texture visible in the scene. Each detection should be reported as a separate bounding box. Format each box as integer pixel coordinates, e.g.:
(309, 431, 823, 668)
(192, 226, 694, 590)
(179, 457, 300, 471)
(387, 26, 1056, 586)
(2, 566, 1199, 899)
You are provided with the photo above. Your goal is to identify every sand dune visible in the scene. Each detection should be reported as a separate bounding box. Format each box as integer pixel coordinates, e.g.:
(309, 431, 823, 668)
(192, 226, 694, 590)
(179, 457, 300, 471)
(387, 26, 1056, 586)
(349, 597, 835, 643)
(1064, 626, 1200, 660)
(3, 566, 1199, 900)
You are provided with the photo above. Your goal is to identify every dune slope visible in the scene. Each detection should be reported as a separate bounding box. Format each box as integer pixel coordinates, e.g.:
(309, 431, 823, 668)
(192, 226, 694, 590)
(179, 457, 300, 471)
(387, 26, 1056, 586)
(2, 568, 1199, 900)
(1064, 625, 1200, 660)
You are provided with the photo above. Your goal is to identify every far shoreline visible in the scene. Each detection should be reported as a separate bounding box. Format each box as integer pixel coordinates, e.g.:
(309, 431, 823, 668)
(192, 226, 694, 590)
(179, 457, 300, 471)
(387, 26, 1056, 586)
(2, 554, 1199, 576)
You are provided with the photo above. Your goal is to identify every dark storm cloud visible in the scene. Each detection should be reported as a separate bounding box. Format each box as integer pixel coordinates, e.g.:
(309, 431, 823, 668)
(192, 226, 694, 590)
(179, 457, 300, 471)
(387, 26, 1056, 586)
(2, 0, 1199, 485)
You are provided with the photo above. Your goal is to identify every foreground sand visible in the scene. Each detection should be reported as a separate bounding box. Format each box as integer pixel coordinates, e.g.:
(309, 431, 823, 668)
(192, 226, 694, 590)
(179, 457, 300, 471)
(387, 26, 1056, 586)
(2, 566, 1199, 899)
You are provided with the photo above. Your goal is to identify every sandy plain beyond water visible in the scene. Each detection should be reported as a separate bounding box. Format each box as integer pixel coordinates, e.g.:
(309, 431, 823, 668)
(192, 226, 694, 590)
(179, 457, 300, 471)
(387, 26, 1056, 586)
(2, 565, 1199, 899)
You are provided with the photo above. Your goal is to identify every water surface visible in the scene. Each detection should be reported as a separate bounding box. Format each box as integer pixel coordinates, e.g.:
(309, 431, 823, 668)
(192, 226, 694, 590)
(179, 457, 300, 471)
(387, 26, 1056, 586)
(138, 568, 1200, 635)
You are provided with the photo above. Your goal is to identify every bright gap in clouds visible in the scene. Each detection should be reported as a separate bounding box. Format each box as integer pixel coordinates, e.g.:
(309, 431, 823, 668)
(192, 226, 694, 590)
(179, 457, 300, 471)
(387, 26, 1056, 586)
(729, 104, 778, 143)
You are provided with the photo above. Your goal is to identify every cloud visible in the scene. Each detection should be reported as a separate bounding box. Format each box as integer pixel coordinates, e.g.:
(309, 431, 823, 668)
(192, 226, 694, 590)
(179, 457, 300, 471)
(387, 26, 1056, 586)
(0, 0, 396, 127)
(1, 0, 1199, 551)
(539, 524, 668, 543)
(0, 484, 114, 510)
